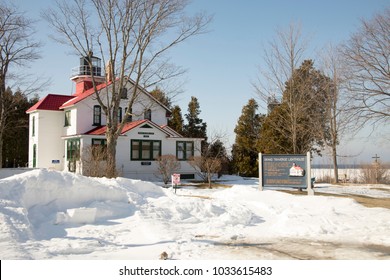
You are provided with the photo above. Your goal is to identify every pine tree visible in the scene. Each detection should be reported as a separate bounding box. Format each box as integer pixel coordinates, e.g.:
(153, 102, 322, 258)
(259, 60, 332, 155)
(0, 2, 41, 168)
(282, 59, 331, 155)
(183, 96, 207, 140)
(232, 98, 264, 177)
(2, 89, 38, 167)
(208, 139, 230, 177)
(168, 105, 184, 135)
(257, 104, 291, 154)
(149, 87, 172, 109)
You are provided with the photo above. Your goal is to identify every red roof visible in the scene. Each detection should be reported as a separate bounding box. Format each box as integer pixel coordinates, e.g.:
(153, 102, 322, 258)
(60, 81, 113, 109)
(84, 119, 147, 135)
(59, 78, 171, 113)
(26, 94, 74, 113)
(27, 78, 172, 115)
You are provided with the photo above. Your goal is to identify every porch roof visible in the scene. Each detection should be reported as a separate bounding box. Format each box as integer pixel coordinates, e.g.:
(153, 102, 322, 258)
(84, 119, 147, 135)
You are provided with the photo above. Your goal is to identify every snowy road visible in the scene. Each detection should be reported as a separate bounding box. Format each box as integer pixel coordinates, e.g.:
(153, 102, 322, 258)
(204, 238, 390, 260)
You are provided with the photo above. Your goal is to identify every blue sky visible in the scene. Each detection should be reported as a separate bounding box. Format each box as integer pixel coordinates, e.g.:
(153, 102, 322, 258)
(13, 0, 390, 163)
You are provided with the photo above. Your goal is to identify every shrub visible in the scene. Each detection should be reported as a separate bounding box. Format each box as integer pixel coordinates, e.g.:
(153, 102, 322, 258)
(359, 163, 390, 184)
(156, 155, 181, 186)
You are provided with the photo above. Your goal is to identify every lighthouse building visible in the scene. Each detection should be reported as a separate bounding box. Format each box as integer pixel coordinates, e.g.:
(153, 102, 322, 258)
(26, 56, 202, 180)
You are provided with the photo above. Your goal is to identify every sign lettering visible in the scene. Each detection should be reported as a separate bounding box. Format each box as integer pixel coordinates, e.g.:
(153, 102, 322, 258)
(259, 153, 314, 195)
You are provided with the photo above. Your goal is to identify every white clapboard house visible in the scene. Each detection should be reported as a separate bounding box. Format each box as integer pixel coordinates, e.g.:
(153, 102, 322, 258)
(27, 56, 203, 180)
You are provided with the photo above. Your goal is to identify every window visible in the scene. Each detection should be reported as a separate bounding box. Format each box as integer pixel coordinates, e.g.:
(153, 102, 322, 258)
(64, 110, 71, 127)
(118, 107, 123, 123)
(32, 116, 35, 136)
(92, 139, 106, 146)
(131, 140, 161, 160)
(144, 109, 152, 121)
(176, 141, 194, 160)
(67, 138, 80, 161)
(32, 144, 36, 168)
(120, 88, 128, 99)
(92, 138, 107, 160)
(180, 174, 195, 180)
(93, 105, 101, 125)
(125, 107, 132, 122)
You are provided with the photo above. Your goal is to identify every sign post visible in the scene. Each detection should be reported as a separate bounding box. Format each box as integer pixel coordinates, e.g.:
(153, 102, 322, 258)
(306, 151, 314, 195)
(258, 154, 263, 191)
(171, 173, 180, 194)
(259, 152, 314, 195)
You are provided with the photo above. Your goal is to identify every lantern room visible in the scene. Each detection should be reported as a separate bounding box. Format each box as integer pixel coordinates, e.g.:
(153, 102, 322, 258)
(70, 53, 105, 95)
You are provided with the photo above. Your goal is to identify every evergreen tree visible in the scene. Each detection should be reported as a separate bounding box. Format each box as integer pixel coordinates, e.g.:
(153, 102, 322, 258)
(183, 96, 207, 140)
(149, 87, 172, 109)
(232, 98, 264, 177)
(0, 2, 41, 168)
(2, 89, 38, 167)
(258, 60, 332, 155)
(257, 104, 291, 154)
(168, 105, 184, 135)
(208, 139, 230, 177)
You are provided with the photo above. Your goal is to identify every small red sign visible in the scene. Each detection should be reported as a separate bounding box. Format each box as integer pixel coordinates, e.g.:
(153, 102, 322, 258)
(171, 173, 180, 185)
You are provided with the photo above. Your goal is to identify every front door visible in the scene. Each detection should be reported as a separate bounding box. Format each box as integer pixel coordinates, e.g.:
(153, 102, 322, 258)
(66, 138, 80, 172)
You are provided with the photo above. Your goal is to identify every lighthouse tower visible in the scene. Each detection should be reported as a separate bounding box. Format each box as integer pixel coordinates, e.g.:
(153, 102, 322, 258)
(70, 52, 105, 95)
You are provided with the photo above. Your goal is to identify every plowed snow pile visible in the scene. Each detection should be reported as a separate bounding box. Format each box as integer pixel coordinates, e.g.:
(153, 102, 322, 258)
(1, 169, 390, 259)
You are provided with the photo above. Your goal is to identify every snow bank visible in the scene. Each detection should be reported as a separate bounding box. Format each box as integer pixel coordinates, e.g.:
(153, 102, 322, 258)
(0, 169, 126, 209)
(210, 185, 390, 243)
(0, 169, 164, 243)
(1, 170, 390, 259)
(0, 168, 33, 179)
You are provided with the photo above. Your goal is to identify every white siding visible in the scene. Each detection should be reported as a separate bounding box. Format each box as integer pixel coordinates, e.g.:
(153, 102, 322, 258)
(76, 99, 106, 134)
(114, 125, 202, 181)
(130, 96, 167, 125)
(63, 108, 78, 136)
(28, 112, 38, 168)
(28, 110, 65, 170)
(64, 84, 169, 138)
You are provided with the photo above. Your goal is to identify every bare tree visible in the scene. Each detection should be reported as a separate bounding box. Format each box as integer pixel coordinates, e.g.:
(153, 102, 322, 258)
(189, 133, 226, 188)
(341, 9, 390, 126)
(81, 144, 109, 177)
(258, 59, 332, 156)
(318, 44, 356, 183)
(253, 22, 309, 108)
(360, 162, 390, 184)
(189, 156, 221, 188)
(156, 154, 181, 185)
(43, 0, 211, 178)
(0, 1, 41, 168)
(254, 23, 323, 155)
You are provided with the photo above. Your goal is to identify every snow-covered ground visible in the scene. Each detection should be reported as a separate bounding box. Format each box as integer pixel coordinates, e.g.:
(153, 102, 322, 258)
(1, 169, 390, 260)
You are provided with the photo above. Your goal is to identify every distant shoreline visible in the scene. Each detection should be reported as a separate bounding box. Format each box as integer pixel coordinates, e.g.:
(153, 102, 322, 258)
(312, 164, 390, 169)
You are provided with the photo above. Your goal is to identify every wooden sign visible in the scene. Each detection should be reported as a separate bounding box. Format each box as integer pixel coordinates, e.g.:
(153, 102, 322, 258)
(259, 152, 314, 195)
